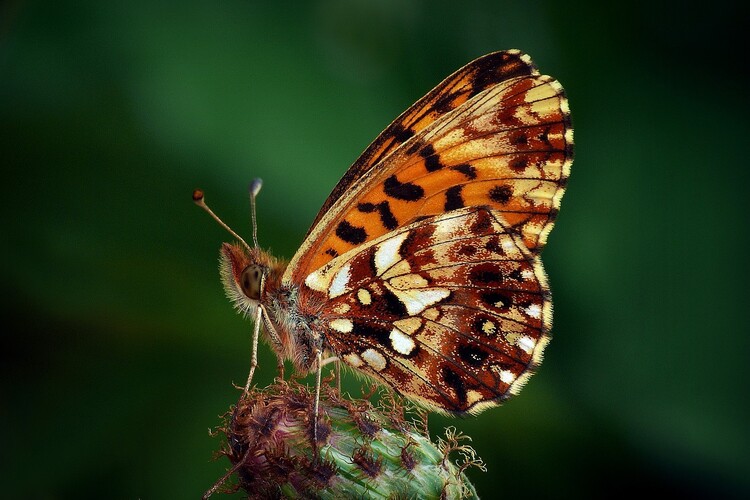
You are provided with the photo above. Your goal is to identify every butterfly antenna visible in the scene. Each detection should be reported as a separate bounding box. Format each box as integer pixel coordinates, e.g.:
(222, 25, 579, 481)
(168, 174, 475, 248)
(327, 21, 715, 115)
(248, 178, 263, 248)
(192, 189, 252, 252)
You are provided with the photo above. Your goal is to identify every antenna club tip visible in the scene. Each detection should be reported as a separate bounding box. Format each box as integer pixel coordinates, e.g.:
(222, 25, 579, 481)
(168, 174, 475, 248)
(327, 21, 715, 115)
(249, 178, 263, 197)
(192, 189, 205, 203)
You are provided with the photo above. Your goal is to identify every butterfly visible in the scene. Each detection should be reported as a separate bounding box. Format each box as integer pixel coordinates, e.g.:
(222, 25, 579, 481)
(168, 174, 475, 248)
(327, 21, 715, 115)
(195, 50, 573, 416)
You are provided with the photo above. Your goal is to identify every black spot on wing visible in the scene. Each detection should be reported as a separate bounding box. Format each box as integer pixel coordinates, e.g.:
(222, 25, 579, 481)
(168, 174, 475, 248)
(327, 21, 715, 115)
(458, 244, 476, 256)
(352, 321, 390, 345)
(509, 156, 529, 172)
(336, 220, 367, 245)
(489, 185, 513, 204)
(358, 201, 399, 230)
(450, 164, 477, 179)
(469, 264, 505, 286)
(539, 126, 552, 146)
(391, 122, 415, 143)
(510, 130, 528, 146)
(384, 175, 424, 201)
(442, 366, 467, 407)
(405, 139, 424, 156)
(458, 343, 489, 367)
(434, 92, 458, 114)
(444, 185, 465, 211)
(481, 291, 512, 310)
(508, 268, 524, 281)
(352, 320, 419, 359)
(485, 237, 502, 253)
(419, 144, 444, 172)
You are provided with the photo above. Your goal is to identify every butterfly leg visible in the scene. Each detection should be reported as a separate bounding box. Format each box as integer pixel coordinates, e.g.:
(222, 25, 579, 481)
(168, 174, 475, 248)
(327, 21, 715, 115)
(311, 353, 339, 451)
(243, 306, 263, 394)
(336, 361, 341, 393)
(312, 350, 323, 453)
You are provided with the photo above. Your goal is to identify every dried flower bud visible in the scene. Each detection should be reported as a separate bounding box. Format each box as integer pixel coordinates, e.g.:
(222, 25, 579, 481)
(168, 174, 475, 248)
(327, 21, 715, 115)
(205, 379, 483, 499)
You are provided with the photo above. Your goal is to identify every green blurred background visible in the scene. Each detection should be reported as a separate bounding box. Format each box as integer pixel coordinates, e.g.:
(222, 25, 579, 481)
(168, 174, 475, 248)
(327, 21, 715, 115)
(2, 0, 748, 498)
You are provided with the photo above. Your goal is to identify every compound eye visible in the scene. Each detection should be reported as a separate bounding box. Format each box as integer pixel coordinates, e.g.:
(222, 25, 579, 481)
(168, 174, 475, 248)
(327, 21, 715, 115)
(240, 265, 263, 300)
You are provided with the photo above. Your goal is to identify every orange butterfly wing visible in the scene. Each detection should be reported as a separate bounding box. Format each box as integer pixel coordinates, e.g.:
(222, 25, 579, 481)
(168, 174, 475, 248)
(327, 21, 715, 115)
(306, 50, 543, 235)
(286, 50, 573, 284)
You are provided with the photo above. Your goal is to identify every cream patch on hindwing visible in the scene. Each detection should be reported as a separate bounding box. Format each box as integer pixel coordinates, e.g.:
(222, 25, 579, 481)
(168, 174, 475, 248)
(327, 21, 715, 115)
(466, 390, 484, 406)
(506, 332, 537, 354)
(361, 348, 387, 371)
(389, 328, 416, 355)
(481, 319, 496, 335)
(357, 288, 372, 305)
(304, 267, 329, 292)
(329, 262, 353, 298)
(305, 259, 353, 296)
(330, 318, 353, 333)
(384, 283, 451, 316)
(517, 335, 536, 354)
(423, 308, 440, 321)
(499, 369, 516, 385)
(374, 232, 409, 276)
(394, 317, 422, 335)
(525, 303, 542, 319)
(381, 260, 412, 280)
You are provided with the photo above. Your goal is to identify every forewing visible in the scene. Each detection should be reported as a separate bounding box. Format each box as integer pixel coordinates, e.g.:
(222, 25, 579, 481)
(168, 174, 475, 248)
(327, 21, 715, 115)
(302, 208, 551, 414)
(307, 50, 540, 236)
(287, 51, 572, 283)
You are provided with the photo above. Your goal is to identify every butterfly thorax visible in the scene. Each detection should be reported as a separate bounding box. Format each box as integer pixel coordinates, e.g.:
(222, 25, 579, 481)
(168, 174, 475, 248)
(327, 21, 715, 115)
(220, 242, 324, 374)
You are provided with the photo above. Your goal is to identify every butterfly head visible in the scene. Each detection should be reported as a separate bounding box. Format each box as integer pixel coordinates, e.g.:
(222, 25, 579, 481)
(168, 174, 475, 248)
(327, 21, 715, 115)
(219, 242, 282, 317)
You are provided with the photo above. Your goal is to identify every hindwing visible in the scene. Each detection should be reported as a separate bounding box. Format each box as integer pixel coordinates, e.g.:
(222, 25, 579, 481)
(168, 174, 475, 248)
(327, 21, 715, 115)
(301, 208, 550, 414)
